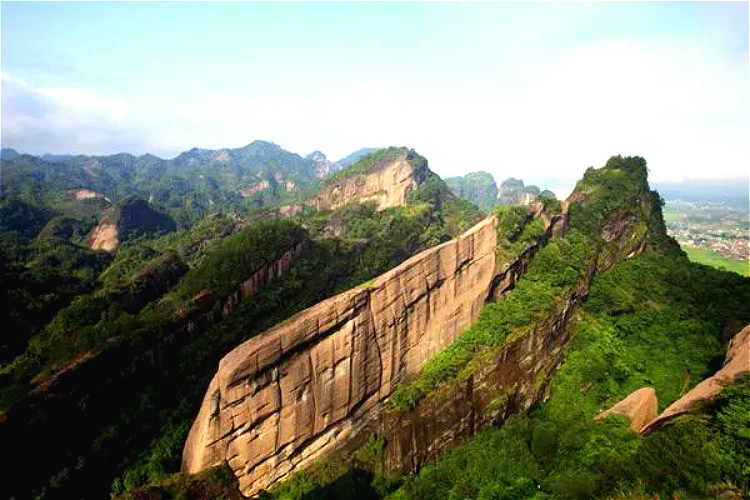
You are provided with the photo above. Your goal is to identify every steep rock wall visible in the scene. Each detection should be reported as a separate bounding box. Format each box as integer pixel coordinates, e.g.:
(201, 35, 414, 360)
(368, 209, 649, 476)
(183, 216, 500, 494)
(313, 153, 426, 212)
(183, 209, 569, 496)
(376, 265, 593, 473)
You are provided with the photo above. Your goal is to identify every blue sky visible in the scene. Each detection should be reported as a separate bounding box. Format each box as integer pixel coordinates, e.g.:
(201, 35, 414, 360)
(2, 1, 748, 187)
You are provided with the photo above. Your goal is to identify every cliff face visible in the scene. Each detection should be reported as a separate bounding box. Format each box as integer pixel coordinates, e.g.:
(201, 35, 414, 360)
(312, 152, 428, 212)
(183, 206, 569, 496)
(183, 216, 500, 493)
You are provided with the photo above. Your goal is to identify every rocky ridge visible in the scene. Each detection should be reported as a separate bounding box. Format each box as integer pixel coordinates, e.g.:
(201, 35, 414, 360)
(182, 202, 568, 496)
(311, 150, 429, 212)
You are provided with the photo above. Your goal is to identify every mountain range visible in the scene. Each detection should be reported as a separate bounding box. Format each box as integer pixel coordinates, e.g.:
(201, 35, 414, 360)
(0, 146, 747, 500)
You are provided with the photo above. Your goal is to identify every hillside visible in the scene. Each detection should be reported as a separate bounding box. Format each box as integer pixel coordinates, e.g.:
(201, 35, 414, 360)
(167, 156, 747, 500)
(0, 152, 747, 500)
(0, 142, 370, 234)
(0, 146, 479, 500)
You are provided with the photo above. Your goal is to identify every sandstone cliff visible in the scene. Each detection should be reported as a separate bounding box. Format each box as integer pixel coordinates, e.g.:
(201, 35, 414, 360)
(312, 150, 428, 212)
(183, 205, 569, 496)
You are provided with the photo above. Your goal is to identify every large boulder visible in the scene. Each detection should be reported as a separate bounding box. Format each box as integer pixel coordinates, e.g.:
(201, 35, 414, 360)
(595, 387, 658, 433)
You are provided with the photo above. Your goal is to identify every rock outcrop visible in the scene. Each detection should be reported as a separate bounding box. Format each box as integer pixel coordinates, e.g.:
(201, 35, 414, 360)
(183, 216, 501, 494)
(595, 387, 658, 433)
(183, 205, 570, 496)
(88, 221, 118, 252)
(641, 324, 750, 434)
(307, 150, 335, 179)
(87, 197, 176, 252)
(312, 150, 428, 212)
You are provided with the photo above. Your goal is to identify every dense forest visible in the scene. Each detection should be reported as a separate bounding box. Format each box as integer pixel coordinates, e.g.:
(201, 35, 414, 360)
(0, 149, 747, 500)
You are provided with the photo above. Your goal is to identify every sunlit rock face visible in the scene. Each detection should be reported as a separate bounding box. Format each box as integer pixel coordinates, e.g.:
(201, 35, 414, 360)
(182, 216, 500, 496)
(313, 153, 427, 212)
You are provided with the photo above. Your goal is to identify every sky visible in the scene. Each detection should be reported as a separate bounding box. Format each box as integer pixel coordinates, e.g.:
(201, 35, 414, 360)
(1, 1, 748, 188)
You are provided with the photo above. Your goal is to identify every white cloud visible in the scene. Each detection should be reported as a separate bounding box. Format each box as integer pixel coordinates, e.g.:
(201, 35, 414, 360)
(2, 38, 748, 186)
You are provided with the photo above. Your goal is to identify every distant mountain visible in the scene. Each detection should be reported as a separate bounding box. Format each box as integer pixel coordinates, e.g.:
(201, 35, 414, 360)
(334, 147, 379, 169)
(1, 141, 352, 230)
(306, 150, 335, 179)
(654, 178, 749, 207)
(445, 171, 499, 211)
(497, 177, 545, 205)
(0, 148, 19, 160)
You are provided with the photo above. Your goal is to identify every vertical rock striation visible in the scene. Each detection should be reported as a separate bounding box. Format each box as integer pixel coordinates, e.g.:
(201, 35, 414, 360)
(183, 216, 502, 494)
(183, 207, 569, 496)
(312, 152, 428, 212)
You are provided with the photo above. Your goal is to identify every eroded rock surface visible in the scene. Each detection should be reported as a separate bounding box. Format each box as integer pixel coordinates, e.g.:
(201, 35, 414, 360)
(595, 387, 658, 433)
(313, 152, 427, 212)
(87, 221, 118, 252)
(183, 216, 500, 495)
(642, 323, 750, 433)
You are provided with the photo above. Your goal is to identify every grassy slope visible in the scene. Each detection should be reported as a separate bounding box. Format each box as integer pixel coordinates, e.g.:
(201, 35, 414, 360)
(683, 247, 749, 277)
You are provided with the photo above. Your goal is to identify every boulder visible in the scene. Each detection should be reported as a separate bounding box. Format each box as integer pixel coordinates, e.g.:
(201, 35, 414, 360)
(595, 387, 658, 433)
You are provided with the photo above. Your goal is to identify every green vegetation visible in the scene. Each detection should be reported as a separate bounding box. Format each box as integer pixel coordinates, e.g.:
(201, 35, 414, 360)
(388, 230, 590, 412)
(327, 147, 409, 182)
(444, 171, 499, 212)
(175, 219, 306, 298)
(115, 464, 239, 500)
(390, 155, 661, 413)
(493, 205, 547, 263)
(683, 247, 749, 277)
(0, 219, 307, 415)
(391, 252, 750, 500)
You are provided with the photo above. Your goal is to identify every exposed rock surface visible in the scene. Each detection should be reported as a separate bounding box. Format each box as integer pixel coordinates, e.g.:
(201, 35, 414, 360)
(70, 188, 102, 200)
(88, 221, 118, 252)
(642, 323, 750, 433)
(183, 206, 570, 496)
(183, 216, 501, 494)
(239, 180, 270, 197)
(497, 177, 542, 206)
(87, 197, 176, 252)
(595, 387, 658, 432)
(307, 150, 335, 179)
(312, 151, 427, 212)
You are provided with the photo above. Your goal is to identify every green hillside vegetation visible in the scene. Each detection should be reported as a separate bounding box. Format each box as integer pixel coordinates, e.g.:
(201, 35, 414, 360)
(328, 147, 411, 182)
(258, 157, 750, 500)
(0, 141, 324, 234)
(0, 146, 483, 500)
(392, 252, 750, 500)
(391, 156, 659, 413)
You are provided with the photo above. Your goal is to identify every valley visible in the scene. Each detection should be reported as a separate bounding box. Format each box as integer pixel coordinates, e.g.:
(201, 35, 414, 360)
(663, 200, 749, 276)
